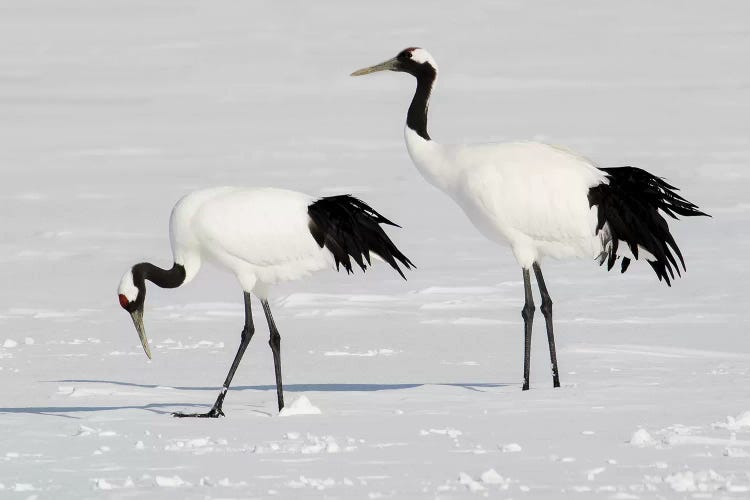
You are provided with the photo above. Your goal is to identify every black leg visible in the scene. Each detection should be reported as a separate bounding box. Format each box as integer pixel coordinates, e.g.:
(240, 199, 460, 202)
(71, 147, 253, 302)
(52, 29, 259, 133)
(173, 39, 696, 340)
(533, 262, 561, 388)
(174, 292, 255, 418)
(261, 299, 284, 411)
(521, 268, 535, 391)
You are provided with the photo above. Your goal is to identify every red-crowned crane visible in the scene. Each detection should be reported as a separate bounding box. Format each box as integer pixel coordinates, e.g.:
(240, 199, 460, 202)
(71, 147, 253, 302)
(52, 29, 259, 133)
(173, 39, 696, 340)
(352, 47, 708, 391)
(117, 187, 413, 417)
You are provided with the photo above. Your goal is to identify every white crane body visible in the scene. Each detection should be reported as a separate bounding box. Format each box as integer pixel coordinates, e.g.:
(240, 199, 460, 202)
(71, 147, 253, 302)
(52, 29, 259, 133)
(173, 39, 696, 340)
(170, 187, 332, 297)
(406, 129, 607, 268)
(353, 47, 708, 391)
(118, 186, 412, 417)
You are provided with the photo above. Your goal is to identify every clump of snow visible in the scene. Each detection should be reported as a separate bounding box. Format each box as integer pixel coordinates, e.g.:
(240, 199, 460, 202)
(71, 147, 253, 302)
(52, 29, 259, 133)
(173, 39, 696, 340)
(664, 471, 697, 492)
(94, 479, 115, 490)
(501, 443, 522, 452)
(586, 467, 606, 481)
(480, 469, 510, 487)
(629, 429, 656, 447)
(23, 337, 34, 345)
(420, 428, 462, 438)
(287, 476, 337, 490)
(218, 477, 249, 487)
(300, 435, 340, 454)
(714, 411, 750, 431)
(254, 433, 347, 455)
(664, 470, 725, 492)
(3, 339, 18, 348)
(155, 475, 189, 488)
(458, 472, 485, 492)
(279, 396, 321, 416)
(134, 441, 144, 450)
(163, 437, 221, 452)
(74, 425, 96, 437)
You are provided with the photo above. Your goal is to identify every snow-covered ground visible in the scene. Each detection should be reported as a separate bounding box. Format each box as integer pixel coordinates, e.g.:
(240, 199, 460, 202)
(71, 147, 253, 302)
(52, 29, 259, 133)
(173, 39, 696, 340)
(1, 1, 749, 498)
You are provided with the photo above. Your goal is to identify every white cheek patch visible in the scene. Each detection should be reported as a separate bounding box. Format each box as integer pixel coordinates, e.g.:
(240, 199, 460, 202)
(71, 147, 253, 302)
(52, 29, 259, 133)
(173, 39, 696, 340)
(118, 270, 139, 302)
(410, 48, 437, 70)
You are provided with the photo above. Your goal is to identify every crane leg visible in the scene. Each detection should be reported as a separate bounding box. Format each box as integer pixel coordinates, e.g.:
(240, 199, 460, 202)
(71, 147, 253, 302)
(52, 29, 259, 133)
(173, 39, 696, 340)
(173, 292, 255, 418)
(533, 262, 560, 388)
(261, 299, 284, 411)
(521, 268, 535, 391)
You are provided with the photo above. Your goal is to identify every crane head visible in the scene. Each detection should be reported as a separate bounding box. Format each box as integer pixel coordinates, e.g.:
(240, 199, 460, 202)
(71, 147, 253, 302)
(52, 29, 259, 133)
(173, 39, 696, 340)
(351, 47, 438, 78)
(117, 266, 152, 360)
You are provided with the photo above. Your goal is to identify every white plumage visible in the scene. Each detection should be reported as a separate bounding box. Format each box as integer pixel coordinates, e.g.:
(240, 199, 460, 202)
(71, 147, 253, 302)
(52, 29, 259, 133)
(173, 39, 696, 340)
(117, 186, 412, 417)
(353, 46, 707, 391)
(169, 187, 333, 298)
(405, 129, 607, 268)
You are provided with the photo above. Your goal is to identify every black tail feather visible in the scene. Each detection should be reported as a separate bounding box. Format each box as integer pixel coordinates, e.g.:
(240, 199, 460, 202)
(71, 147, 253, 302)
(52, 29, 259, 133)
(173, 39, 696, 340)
(307, 195, 414, 279)
(588, 166, 709, 285)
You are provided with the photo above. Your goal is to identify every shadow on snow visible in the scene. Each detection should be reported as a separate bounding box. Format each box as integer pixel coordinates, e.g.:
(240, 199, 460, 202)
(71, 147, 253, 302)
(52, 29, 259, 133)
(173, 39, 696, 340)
(51, 379, 509, 393)
(0, 380, 510, 417)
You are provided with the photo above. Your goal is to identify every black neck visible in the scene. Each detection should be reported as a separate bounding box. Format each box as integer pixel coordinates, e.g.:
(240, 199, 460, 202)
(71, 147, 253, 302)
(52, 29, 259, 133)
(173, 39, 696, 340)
(407, 67, 436, 141)
(133, 262, 186, 290)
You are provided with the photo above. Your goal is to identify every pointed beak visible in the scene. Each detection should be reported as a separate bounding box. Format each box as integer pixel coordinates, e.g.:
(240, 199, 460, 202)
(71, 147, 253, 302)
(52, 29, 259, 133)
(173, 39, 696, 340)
(351, 57, 400, 77)
(129, 308, 152, 359)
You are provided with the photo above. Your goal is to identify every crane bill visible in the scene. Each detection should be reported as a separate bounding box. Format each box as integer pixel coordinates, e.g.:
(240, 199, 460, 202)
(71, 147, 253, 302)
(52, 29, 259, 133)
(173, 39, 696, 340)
(350, 57, 398, 76)
(129, 308, 152, 360)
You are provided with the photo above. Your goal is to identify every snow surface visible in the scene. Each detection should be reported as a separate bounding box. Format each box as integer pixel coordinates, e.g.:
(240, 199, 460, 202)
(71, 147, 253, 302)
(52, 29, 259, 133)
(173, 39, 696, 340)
(1, 0, 749, 498)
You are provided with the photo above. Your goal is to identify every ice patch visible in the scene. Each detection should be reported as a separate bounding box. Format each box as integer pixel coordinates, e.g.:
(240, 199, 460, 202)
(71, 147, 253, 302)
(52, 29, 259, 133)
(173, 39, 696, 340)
(279, 395, 321, 416)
